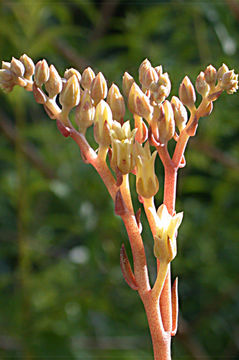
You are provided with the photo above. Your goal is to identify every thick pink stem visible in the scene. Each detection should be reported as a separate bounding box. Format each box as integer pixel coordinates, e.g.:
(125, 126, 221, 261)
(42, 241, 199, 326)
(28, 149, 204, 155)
(143, 293, 171, 360)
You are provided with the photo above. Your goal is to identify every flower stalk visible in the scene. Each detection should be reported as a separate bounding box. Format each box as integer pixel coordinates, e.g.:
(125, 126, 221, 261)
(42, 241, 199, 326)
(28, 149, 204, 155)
(0, 54, 238, 359)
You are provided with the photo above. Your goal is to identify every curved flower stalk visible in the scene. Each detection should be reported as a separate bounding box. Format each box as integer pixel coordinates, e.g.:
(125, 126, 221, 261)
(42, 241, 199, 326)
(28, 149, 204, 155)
(0, 54, 238, 360)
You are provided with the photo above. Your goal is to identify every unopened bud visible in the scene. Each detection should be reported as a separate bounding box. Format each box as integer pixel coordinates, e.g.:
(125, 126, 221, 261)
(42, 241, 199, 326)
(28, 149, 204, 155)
(142, 67, 159, 89)
(91, 72, 107, 105)
(2, 61, 11, 70)
(64, 68, 81, 83)
(122, 72, 134, 97)
(107, 83, 125, 123)
(59, 75, 80, 109)
(179, 76, 196, 110)
(76, 89, 95, 133)
(204, 65, 217, 87)
(81, 67, 95, 90)
(34, 59, 49, 87)
(45, 65, 62, 98)
(0, 69, 14, 92)
(217, 64, 229, 83)
(154, 65, 163, 77)
(221, 70, 238, 94)
(139, 59, 151, 84)
(171, 96, 188, 132)
(151, 72, 171, 103)
(10, 57, 25, 77)
(151, 101, 175, 144)
(195, 72, 210, 97)
(0, 69, 13, 82)
(20, 54, 35, 79)
(94, 99, 113, 146)
(128, 82, 152, 120)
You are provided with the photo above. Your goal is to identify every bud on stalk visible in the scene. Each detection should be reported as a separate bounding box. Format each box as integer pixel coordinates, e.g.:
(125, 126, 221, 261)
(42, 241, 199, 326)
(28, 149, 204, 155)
(91, 72, 107, 105)
(20, 54, 35, 79)
(45, 65, 62, 98)
(122, 72, 134, 98)
(34, 59, 49, 87)
(179, 76, 196, 110)
(94, 99, 113, 147)
(128, 82, 152, 120)
(107, 83, 125, 124)
(81, 67, 95, 90)
(59, 74, 80, 110)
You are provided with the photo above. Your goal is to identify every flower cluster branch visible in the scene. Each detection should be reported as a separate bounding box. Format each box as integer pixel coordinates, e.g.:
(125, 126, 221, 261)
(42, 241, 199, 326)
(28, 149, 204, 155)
(0, 55, 238, 360)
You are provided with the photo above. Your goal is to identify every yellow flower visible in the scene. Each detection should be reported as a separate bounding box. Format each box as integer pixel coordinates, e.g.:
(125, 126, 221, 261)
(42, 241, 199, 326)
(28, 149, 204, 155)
(110, 120, 137, 174)
(135, 141, 158, 198)
(94, 99, 113, 147)
(154, 204, 183, 263)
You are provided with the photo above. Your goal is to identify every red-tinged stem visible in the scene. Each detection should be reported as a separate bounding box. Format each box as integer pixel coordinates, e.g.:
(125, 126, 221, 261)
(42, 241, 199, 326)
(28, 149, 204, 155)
(121, 214, 151, 292)
(172, 129, 190, 168)
(143, 197, 158, 237)
(142, 293, 171, 360)
(70, 128, 98, 164)
(157, 145, 177, 336)
(121, 174, 134, 215)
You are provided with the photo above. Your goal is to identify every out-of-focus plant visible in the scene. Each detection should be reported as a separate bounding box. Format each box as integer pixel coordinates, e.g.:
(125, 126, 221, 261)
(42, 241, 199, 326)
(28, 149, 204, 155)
(0, 52, 237, 359)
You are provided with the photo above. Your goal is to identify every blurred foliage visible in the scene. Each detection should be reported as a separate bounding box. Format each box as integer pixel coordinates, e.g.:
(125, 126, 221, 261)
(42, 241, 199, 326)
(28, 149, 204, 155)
(0, 0, 239, 359)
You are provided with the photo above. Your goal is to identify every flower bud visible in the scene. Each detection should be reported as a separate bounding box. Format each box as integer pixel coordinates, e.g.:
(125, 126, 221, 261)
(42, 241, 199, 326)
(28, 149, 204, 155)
(0, 69, 15, 92)
(154, 65, 163, 77)
(0, 69, 13, 82)
(110, 120, 136, 174)
(59, 74, 80, 109)
(179, 76, 196, 110)
(128, 82, 152, 120)
(139, 59, 151, 85)
(142, 66, 159, 89)
(151, 101, 175, 145)
(64, 68, 81, 83)
(10, 57, 25, 77)
(20, 54, 35, 79)
(91, 72, 107, 105)
(94, 99, 113, 147)
(76, 89, 95, 133)
(221, 70, 238, 94)
(107, 83, 125, 123)
(151, 72, 171, 103)
(122, 72, 134, 97)
(135, 141, 158, 198)
(204, 65, 217, 87)
(154, 204, 183, 263)
(195, 72, 210, 97)
(34, 59, 49, 87)
(2, 61, 11, 70)
(81, 67, 95, 90)
(217, 63, 229, 83)
(171, 96, 188, 132)
(45, 65, 62, 98)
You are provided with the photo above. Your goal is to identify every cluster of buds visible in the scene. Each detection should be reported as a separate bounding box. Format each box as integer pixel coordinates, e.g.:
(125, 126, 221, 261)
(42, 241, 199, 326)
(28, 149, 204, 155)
(195, 64, 238, 100)
(0, 54, 34, 92)
(138, 59, 171, 104)
(0, 54, 238, 265)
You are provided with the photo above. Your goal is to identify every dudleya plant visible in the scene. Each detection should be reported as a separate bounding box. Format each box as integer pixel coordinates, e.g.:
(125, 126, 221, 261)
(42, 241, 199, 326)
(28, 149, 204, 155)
(0, 54, 238, 360)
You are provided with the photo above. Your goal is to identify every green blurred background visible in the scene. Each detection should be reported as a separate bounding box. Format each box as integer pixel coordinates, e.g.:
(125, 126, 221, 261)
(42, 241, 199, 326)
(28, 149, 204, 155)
(0, 0, 239, 359)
